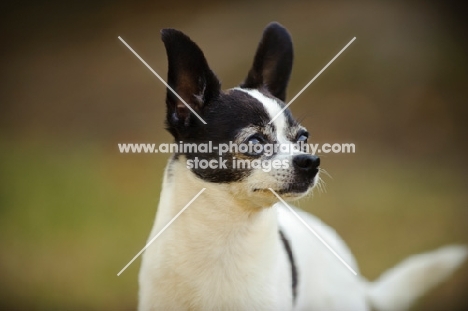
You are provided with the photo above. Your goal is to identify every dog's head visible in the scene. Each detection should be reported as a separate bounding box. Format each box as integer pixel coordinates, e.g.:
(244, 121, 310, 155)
(162, 22, 320, 205)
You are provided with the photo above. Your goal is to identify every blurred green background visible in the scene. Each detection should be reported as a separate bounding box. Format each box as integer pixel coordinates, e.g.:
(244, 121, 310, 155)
(1, 0, 467, 310)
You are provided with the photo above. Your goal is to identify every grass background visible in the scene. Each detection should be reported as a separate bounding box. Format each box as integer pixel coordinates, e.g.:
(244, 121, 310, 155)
(1, 0, 467, 309)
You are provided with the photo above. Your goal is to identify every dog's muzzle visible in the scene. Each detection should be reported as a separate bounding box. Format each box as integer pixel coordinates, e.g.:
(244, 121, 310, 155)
(275, 154, 321, 194)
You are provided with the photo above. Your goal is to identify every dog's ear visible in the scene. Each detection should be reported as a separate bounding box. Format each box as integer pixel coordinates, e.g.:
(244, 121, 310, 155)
(241, 22, 293, 102)
(161, 29, 220, 130)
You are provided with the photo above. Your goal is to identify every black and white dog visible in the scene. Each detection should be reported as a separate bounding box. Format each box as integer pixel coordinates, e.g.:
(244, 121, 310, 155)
(138, 22, 467, 310)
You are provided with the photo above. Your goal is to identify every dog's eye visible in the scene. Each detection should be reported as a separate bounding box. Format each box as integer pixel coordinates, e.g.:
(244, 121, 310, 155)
(297, 132, 309, 143)
(243, 135, 264, 157)
(248, 137, 261, 145)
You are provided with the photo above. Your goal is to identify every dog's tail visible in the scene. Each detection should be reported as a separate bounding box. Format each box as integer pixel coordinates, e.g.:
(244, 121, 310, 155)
(366, 245, 468, 311)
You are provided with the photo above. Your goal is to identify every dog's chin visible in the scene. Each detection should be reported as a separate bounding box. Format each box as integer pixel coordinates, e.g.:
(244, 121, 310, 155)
(277, 189, 310, 199)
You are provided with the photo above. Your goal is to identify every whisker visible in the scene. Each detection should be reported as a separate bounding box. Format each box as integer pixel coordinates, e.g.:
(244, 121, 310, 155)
(320, 168, 332, 179)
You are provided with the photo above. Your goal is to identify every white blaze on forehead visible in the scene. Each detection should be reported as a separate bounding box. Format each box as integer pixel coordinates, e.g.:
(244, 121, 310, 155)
(233, 88, 289, 143)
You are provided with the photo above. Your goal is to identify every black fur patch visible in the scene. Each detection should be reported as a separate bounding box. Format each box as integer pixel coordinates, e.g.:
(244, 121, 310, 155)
(168, 87, 308, 184)
(279, 229, 298, 303)
(173, 89, 273, 183)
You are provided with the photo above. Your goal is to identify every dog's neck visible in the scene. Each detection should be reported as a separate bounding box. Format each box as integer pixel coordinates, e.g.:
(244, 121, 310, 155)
(155, 156, 280, 251)
(149, 157, 287, 308)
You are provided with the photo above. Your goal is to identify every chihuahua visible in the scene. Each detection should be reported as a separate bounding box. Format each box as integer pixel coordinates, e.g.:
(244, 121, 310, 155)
(138, 22, 467, 311)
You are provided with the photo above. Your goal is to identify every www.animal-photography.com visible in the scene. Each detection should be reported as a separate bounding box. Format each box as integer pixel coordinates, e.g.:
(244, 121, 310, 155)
(1, 1, 467, 310)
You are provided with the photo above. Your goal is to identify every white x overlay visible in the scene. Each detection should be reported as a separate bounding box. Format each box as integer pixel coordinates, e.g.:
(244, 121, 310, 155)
(117, 34, 356, 276)
(117, 188, 206, 276)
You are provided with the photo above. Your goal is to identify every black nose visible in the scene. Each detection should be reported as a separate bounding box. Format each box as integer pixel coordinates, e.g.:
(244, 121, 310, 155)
(292, 154, 320, 172)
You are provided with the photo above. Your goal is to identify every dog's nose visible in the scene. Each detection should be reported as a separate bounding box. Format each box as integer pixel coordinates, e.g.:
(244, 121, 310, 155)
(292, 154, 320, 172)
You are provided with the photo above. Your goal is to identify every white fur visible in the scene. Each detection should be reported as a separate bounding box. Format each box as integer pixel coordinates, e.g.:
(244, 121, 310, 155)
(367, 245, 468, 311)
(138, 89, 468, 310)
(139, 159, 292, 310)
(138, 155, 468, 310)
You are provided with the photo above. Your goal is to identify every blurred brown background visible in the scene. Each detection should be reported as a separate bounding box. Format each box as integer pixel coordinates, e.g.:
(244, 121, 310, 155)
(1, 0, 467, 310)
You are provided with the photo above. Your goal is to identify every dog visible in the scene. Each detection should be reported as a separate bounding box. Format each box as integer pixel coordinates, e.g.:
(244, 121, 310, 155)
(138, 22, 467, 311)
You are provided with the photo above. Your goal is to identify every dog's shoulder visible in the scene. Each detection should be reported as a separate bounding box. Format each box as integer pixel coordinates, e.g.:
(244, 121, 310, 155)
(276, 204, 369, 310)
(276, 203, 359, 272)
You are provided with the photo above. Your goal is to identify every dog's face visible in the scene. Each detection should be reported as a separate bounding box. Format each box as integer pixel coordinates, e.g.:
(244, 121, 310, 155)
(161, 23, 320, 205)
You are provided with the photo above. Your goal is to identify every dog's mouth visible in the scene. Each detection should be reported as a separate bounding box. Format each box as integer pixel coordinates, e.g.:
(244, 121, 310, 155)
(253, 181, 313, 196)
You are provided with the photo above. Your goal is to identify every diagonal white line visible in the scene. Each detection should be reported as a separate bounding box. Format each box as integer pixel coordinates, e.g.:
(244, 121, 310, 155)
(268, 188, 357, 275)
(118, 36, 207, 125)
(269, 37, 356, 124)
(117, 188, 206, 276)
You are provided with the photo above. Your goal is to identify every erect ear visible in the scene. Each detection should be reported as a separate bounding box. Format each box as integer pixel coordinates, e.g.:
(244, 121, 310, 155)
(161, 29, 220, 129)
(241, 22, 293, 102)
